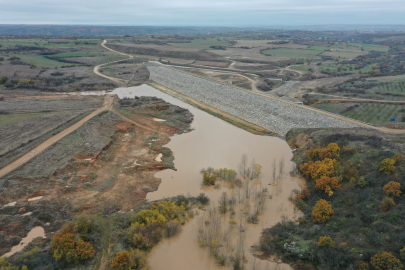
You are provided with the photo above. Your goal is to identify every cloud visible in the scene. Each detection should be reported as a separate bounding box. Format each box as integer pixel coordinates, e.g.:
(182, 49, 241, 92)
(0, 0, 404, 25)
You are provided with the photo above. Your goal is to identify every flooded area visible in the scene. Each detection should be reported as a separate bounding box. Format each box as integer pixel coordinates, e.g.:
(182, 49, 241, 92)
(1, 226, 45, 258)
(153, 118, 167, 122)
(107, 84, 303, 270)
(155, 153, 163, 162)
(4, 201, 17, 207)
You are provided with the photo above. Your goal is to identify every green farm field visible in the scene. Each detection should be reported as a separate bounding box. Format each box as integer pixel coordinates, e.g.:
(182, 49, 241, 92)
(0, 113, 44, 128)
(0, 38, 100, 49)
(331, 42, 390, 52)
(18, 55, 67, 68)
(319, 62, 372, 74)
(291, 65, 313, 71)
(48, 51, 104, 58)
(168, 38, 232, 49)
(320, 50, 366, 59)
(313, 103, 405, 125)
(262, 48, 321, 58)
(307, 46, 331, 51)
(370, 81, 405, 94)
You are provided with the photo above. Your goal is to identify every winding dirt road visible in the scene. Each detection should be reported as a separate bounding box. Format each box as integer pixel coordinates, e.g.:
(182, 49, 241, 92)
(93, 40, 134, 85)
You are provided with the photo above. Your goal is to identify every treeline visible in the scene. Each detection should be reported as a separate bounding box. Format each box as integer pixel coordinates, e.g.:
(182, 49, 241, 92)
(0, 195, 209, 270)
(260, 134, 405, 269)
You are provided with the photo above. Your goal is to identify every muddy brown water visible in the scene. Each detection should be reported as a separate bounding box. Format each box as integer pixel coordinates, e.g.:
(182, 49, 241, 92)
(82, 84, 303, 269)
(2, 226, 45, 258)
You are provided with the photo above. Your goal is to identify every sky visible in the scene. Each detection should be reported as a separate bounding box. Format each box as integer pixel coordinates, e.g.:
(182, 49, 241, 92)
(1, 0, 405, 26)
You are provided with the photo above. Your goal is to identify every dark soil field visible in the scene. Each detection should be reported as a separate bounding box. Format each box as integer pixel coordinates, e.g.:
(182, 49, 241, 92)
(193, 60, 229, 67)
(0, 96, 102, 113)
(108, 43, 220, 61)
(98, 63, 150, 86)
(0, 96, 102, 169)
(0, 61, 40, 79)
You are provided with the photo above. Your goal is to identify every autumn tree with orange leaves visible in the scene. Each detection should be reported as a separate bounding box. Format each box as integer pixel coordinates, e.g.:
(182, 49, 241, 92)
(295, 189, 310, 201)
(370, 252, 403, 270)
(111, 251, 129, 270)
(312, 199, 334, 223)
(306, 143, 341, 161)
(301, 158, 336, 181)
(379, 197, 396, 212)
(393, 153, 405, 164)
(51, 222, 95, 263)
(383, 181, 401, 197)
(315, 176, 341, 193)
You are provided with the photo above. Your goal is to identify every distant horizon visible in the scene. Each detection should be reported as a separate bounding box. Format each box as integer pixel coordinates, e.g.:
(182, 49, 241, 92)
(1, 24, 405, 31)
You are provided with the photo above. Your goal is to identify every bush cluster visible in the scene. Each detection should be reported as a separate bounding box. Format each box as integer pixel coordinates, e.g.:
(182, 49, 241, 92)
(51, 221, 95, 264)
(111, 199, 193, 270)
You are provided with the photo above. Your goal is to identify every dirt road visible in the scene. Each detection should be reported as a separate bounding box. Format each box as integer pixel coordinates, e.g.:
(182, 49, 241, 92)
(0, 95, 114, 178)
(93, 40, 134, 86)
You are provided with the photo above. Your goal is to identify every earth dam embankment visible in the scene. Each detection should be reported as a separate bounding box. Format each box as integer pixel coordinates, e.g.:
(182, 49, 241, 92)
(146, 63, 358, 136)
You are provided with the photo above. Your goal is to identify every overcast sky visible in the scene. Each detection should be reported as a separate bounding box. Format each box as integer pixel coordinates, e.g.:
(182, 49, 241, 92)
(1, 0, 404, 26)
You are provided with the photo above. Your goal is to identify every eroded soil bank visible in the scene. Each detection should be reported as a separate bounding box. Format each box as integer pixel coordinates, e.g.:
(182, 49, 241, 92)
(0, 92, 193, 256)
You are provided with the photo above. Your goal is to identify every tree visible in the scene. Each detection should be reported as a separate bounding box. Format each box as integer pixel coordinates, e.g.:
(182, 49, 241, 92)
(379, 158, 396, 175)
(111, 251, 129, 270)
(315, 176, 341, 193)
(327, 143, 341, 159)
(344, 160, 358, 181)
(74, 239, 95, 262)
(370, 252, 403, 270)
(383, 181, 401, 197)
(127, 249, 148, 269)
(253, 163, 262, 179)
(200, 167, 217, 185)
(337, 67, 342, 72)
(358, 177, 369, 188)
(51, 222, 95, 263)
(379, 197, 396, 212)
(295, 189, 310, 201)
(0, 76, 7, 84)
(400, 246, 405, 260)
(305, 143, 340, 161)
(317, 236, 335, 247)
(216, 168, 237, 182)
(356, 261, 369, 270)
(393, 153, 405, 164)
(312, 199, 334, 223)
(300, 158, 336, 181)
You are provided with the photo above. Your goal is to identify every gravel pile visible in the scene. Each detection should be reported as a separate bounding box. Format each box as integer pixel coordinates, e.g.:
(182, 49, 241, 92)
(146, 63, 358, 136)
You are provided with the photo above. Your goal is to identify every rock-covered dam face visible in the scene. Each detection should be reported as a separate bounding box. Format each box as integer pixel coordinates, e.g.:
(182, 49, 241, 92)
(146, 63, 357, 136)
